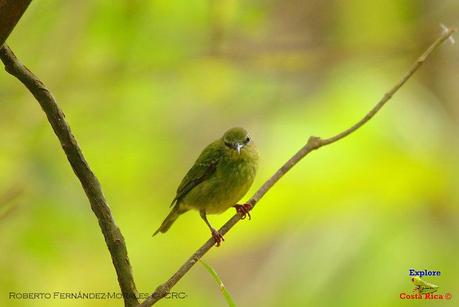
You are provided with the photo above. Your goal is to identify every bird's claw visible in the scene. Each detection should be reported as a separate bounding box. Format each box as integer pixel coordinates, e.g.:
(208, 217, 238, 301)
(211, 228, 224, 247)
(234, 203, 252, 220)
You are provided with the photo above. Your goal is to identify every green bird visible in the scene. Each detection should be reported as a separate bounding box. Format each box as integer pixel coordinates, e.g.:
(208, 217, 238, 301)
(153, 127, 259, 246)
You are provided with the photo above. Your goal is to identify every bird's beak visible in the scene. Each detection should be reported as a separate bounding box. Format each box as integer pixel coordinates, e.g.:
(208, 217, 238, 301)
(236, 143, 243, 154)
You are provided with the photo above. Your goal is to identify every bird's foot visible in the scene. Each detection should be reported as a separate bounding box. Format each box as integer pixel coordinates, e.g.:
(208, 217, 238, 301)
(234, 203, 252, 220)
(211, 228, 224, 247)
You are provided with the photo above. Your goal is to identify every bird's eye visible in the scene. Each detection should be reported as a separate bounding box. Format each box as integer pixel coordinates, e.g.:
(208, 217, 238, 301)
(245, 137, 250, 143)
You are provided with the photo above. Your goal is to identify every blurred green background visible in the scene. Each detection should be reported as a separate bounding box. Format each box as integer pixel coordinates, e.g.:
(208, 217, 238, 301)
(1, 0, 458, 306)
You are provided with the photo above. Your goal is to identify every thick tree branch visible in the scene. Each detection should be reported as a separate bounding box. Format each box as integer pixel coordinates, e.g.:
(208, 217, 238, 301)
(0, 45, 139, 307)
(139, 27, 456, 307)
(0, 0, 32, 47)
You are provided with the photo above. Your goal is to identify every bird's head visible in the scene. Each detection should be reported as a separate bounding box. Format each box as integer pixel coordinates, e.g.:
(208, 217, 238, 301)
(222, 127, 252, 154)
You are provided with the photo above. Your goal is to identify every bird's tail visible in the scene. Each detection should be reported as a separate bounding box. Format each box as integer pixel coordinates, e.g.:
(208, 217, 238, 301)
(153, 205, 187, 236)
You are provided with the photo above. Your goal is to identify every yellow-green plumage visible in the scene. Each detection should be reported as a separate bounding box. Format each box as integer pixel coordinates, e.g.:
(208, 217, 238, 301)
(154, 127, 258, 236)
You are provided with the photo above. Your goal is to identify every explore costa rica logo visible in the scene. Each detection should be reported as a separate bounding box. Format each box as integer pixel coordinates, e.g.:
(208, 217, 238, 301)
(399, 268, 452, 300)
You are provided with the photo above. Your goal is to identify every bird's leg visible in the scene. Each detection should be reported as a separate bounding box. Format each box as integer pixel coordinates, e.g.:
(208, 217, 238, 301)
(233, 203, 253, 220)
(200, 209, 224, 247)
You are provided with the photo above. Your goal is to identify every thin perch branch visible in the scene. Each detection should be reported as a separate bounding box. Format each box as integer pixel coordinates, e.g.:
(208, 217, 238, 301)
(0, 45, 140, 307)
(0, 0, 32, 47)
(139, 27, 456, 307)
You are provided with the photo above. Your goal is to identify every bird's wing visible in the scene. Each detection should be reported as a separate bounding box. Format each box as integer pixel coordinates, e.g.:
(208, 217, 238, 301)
(170, 140, 222, 207)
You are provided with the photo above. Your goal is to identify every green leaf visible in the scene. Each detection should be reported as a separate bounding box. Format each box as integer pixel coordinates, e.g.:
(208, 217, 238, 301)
(199, 259, 236, 307)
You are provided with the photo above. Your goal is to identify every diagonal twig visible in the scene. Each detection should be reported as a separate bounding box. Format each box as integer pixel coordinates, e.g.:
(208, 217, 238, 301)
(0, 0, 32, 47)
(139, 26, 456, 307)
(0, 45, 140, 307)
(0, 184, 24, 222)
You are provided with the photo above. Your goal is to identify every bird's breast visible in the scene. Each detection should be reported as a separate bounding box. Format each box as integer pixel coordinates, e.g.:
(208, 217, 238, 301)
(182, 155, 258, 214)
